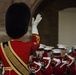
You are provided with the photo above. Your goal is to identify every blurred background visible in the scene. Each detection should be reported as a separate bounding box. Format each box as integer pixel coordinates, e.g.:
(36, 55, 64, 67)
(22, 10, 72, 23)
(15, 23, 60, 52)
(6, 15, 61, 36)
(0, 0, 76, 49)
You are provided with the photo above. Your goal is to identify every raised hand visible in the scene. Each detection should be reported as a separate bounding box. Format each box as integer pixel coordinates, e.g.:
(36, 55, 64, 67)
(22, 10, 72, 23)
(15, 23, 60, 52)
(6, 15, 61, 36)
(32, 14, 42, 34)
(32, 14, 42, 27)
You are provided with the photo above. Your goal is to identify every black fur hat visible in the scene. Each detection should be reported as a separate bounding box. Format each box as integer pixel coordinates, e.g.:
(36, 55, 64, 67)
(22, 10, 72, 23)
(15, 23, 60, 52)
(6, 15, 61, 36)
(5, 2, 31, 39)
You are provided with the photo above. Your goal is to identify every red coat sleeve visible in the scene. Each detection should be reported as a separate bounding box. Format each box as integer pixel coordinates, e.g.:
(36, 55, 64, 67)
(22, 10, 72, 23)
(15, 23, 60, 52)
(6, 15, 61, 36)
(31, 34, 40, 52)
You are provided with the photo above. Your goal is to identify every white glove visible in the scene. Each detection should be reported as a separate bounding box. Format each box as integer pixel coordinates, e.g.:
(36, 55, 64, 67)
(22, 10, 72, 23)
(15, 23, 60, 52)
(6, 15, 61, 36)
(2, 67, 5, 75)
(53, 58, 61, 66)
(62, 60, 67, 64)
(60, 60, 67, 68)
(32, 14, 42, 34)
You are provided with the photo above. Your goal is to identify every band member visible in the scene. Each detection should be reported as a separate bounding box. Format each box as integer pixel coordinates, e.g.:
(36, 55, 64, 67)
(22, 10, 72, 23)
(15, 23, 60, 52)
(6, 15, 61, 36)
(52, 48, 61, 75)
(41, 46, 60, 75)
(29, 44, 45, 75)
(0, 3, 42, 75)
(42, 46, 54, 75)
(29, 61, 42, 75)
(0, 61, 4, 75)
(71, 45, 76, 59)
(58, 44, 76, 75)
(71, 45, 76, 70)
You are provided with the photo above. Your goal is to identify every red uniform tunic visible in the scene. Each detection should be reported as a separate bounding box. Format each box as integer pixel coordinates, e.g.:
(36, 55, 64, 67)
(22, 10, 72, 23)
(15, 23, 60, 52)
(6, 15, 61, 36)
(43, 52, 61, 75)
(72, 52, 76, 59)
(53, 55, 66, 75)
(29, 57, 42, 75)
(0, 34, 40, 75)
(40, 57, 53, 75)
(56, 54, 76, 75)
(52, 56, 62, 75)
(64, 54, 76, 75)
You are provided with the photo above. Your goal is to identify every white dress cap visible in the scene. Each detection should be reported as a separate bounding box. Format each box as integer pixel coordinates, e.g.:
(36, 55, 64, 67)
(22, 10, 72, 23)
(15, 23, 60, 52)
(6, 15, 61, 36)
(39, 44, 46, 49)
(57, 44, 68, 49)
(73, 45, 76, 49)
(52, 49, 61, 53)
(44, 46, 54, 51)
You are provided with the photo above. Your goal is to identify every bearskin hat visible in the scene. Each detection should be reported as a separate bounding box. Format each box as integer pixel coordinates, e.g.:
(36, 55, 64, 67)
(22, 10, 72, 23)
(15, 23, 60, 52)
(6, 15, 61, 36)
(5, 2, 31, 39)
